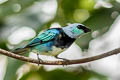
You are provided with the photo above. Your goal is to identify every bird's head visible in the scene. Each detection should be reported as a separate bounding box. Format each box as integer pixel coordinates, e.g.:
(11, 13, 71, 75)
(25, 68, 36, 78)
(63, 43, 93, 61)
(63, 23, 91, 38)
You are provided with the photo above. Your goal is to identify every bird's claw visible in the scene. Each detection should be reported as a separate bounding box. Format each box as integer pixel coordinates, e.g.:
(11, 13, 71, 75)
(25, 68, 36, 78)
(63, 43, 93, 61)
(37, 54, 43, 66)
(55, 56, 70, 67)
(62, 58, 70, 67)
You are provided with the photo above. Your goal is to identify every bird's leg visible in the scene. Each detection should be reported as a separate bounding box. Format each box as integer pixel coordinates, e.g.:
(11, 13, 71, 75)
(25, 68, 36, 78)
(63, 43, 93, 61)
(55, 55, 70, 66)
(37, 53, 43, 66)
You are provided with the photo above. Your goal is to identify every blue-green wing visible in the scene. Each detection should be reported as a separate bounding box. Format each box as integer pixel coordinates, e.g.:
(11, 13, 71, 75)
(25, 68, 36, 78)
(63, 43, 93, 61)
(26, 29, 60, 47)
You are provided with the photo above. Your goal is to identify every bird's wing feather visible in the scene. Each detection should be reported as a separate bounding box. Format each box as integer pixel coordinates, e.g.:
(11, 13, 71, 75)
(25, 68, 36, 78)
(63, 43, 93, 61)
(27, 38, 41, 47)
(26, 29, 60, 47)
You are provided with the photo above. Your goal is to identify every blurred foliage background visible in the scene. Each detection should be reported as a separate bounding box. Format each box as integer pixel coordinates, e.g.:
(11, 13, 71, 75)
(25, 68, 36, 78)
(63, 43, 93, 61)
(0, 0, 120, 80)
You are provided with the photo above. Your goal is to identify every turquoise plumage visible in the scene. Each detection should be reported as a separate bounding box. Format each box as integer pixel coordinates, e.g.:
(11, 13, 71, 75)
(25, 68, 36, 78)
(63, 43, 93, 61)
(27, 29, 59, 47)
(13, 23, 91, 63)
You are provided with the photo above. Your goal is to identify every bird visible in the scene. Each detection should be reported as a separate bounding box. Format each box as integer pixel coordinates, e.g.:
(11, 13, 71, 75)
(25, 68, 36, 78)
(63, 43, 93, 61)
(13, 23, 91, 64)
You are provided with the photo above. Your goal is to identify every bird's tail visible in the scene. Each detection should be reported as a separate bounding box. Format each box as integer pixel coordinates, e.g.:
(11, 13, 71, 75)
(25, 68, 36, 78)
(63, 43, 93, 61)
(12, 47, 29, 55)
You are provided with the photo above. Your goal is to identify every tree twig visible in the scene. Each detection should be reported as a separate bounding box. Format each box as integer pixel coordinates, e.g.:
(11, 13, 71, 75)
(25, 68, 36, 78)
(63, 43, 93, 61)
(0, 48, 120, 65)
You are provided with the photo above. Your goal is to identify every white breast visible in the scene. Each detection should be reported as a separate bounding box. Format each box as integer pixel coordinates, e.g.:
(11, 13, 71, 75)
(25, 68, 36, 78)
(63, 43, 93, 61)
(32, 46, 66, 56)
(41, 46, 66, 56)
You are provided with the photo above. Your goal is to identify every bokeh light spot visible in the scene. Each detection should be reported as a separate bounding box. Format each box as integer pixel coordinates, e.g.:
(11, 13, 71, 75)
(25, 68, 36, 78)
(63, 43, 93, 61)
(73, 9, 90, 23)
(79, 0, 95, 11)
(12, 4, 21, 12)
(111, 11, 119, 19)
(0, 0, 8, 4)
(8, 26, 36, 45)
(50, 22, 61, 28)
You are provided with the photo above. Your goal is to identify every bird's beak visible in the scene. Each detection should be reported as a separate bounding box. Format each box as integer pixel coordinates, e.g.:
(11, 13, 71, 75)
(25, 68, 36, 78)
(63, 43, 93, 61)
(84, 27, 91, 33)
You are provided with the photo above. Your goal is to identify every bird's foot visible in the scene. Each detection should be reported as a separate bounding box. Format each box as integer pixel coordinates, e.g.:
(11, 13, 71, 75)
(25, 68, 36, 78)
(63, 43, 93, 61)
(62, 58, 70, 67)
(37, 54, 43, 66)
(55, 56, 70, 67)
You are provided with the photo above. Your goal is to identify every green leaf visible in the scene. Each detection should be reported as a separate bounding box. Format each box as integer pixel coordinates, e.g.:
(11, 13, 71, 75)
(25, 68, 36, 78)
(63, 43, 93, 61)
(20, 67, 108, 80)
(4, 58, 24, 80)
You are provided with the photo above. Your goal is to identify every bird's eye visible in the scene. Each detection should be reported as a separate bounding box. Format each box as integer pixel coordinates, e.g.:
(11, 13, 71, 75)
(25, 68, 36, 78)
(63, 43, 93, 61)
(77, 25, 82, 29)
(77, 24, 91, 33)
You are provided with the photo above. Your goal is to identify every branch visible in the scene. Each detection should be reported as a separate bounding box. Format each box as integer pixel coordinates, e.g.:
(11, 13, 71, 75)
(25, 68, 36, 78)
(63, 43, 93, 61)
(0, 48, 120, 65)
